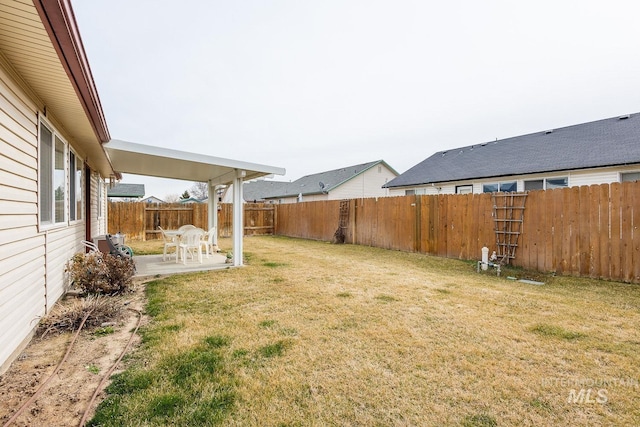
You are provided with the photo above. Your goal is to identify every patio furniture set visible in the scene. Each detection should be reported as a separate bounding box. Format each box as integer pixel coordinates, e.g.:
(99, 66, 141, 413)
(158, 225, 218, 264)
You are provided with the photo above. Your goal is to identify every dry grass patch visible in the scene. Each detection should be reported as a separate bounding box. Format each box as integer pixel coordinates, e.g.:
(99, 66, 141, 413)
(92, 236, 640, 426)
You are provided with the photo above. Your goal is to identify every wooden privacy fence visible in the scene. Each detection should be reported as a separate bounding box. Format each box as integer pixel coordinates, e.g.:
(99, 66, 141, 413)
(108, 202, 275, 240)
(274, 181, 640, 284)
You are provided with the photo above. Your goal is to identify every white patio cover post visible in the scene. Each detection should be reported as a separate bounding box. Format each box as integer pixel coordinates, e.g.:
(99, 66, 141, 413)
(232, 170, 245, 266)
(208, 181, 219, 251)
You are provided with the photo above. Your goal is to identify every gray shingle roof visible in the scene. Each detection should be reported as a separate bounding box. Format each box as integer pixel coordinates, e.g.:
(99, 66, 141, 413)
(385, 113, 640, 188)
(107, 183, 145, 197)
(243, 180, 291, 202)
(265, 160, 396, 198)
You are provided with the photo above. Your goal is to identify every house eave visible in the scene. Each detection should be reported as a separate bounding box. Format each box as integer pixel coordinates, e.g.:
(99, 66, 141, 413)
(0, 0, 114, 177)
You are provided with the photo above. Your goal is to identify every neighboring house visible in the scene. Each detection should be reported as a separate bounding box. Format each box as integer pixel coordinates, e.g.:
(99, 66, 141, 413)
(263, 160, 399, 204)
(141, 196, 165, 204)
(0, 1, 116, 372)
(179, 197, 205, 204)
(220, 179, 292, 203)
(107, 183, 145, 201)
(385, 113, 640, 196)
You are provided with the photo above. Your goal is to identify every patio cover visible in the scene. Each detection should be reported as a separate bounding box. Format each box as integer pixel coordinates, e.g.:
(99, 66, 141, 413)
(103, 139, 286, 266)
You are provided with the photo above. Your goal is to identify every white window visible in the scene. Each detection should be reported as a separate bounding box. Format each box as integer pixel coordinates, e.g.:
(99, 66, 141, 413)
(524, 177, 568, 190)
(546, 177, 568, 189)
(456, 185, 473, 194)
(524, 179, 543, 191)
(621, 172, 640, 182)
(97, 176, 103, 219)
(69, 150, 83, 221)
(39, 120, 68, 227)
(482, 181, 516, 193)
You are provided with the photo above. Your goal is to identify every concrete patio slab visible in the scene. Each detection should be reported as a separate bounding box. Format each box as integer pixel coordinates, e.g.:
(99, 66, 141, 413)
(134, 253, 231, 279)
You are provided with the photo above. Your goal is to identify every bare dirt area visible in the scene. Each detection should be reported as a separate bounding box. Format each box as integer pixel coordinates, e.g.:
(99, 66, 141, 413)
(0, 282, 147, 427)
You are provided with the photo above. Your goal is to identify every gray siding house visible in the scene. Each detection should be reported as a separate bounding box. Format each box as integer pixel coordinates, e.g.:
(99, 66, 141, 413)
(264, 160, 398, 203)
(385, 113, 640, 195)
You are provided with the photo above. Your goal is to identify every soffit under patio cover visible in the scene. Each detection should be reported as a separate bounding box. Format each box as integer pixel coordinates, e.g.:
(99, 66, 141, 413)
(103, 139, 285, 185)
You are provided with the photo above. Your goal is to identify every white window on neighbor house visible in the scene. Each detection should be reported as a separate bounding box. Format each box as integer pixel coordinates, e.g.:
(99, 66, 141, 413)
(456, 185, 473, 194)
(524, 177, 568, 190)
(405, 189, 415, 195)
(482, 181, 516, 193)
(69, 150, 83, 221)
(546, 177, 568, 189)
(39, 120, 68, 227)
(621, 172, 640, 182)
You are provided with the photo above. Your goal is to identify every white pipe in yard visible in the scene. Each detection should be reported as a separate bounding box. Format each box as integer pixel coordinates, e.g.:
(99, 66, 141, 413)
(481, 246, 489, 271)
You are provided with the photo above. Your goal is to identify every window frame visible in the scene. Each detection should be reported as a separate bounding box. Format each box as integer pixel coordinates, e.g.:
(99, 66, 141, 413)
(69, 149, 84, 222)
(621, 172, 640, 183)
(456, 185, 473, 194)
(482, 181, 517, 193)
(97, 176, 104, 220)
(523, 176, 569, 190)
(39, 118, 70, 229)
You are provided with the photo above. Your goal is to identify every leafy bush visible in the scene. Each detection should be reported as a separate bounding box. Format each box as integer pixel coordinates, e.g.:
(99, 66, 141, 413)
(68, 252, 135, 295)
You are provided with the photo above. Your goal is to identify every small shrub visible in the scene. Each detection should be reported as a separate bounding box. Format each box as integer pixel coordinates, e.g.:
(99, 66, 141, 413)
(37, 295, 121, 336)
(67, 252, 135, 295)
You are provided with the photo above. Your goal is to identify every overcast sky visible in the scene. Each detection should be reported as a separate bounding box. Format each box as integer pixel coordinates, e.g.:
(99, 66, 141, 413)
(72, 0, 640, 200)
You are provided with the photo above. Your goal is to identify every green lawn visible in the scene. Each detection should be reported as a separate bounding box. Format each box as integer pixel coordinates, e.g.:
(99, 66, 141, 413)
(90, 236, 640, 426)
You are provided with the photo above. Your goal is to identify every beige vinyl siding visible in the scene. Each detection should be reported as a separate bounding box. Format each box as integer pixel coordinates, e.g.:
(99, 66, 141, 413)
(89, 170, 107, 237)
(569, 168, 624, 187)
(0, 61, 43, 372)
(44, 225, 86, 307)
(329, 165, 396, 199)
(0, 59, 103, 372)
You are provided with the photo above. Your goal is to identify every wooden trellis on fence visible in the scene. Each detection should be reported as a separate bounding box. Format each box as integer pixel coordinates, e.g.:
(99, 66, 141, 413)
(333, 200, 349, 243)
(492, 192, 528, 264)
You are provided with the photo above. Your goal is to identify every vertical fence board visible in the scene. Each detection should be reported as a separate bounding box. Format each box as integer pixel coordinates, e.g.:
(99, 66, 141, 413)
(437, 195, 448, 256)
(598, 185, 610, 280)
(447, 195, 461, 258)
(542, 190, 554, 272)
(609, 183, 622, 281)
(536, 191, 551, 271)
(551, 189, 565, 273)
(632, 182, 640, 282)
(621, 183, 634, 282)
(594, 185, 609, 279)
(426, 194, 437, 254)
(524, 191, 536, 270)
(566, 187, 578, 274)
(588, 185, 600, 278)
(577, 186, 590, 275)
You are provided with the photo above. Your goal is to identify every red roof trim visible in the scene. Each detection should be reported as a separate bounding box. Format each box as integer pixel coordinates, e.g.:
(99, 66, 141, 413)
(33, 0, 110, 142)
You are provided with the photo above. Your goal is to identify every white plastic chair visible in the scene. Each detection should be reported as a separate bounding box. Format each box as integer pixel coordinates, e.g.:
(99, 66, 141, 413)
(158, 226, 178, 261)
(177, 224, 196, 233)
(177, 228, 205, 264)
(201, 227, 217, 258)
